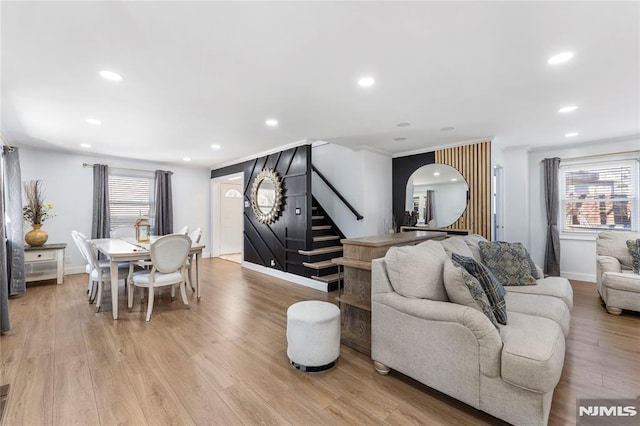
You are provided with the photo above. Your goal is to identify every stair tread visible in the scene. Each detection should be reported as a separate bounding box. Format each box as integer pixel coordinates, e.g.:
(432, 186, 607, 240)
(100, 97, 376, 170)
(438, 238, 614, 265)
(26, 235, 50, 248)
(312, 215, 325, 220)
(312, 225, 332, 231)
(313, 235, 340, 242)
(302, 260, 336, 269)
(298, 246, 343, 256)
(311, 272, 344, 283)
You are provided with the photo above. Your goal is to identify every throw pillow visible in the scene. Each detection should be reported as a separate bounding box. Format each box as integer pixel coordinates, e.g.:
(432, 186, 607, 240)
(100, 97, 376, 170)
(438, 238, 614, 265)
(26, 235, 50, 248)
(463, 233, 488, 262)
(443, 259, 499, 327)
(626, 239, 640, 274)
(478, 241, 538, 286)
(384, 240, 449, 300)
(451, 253, 507, 325)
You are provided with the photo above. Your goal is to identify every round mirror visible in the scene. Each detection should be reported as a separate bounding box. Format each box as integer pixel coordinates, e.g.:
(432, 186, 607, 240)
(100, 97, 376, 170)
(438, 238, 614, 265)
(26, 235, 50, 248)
(405, 164, 468, 228)
(251, 169, 283, 224)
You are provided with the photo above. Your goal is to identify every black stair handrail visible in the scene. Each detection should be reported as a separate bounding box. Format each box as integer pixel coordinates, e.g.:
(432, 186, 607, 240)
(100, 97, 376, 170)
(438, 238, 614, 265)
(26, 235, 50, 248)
(312, 165, 364, 220)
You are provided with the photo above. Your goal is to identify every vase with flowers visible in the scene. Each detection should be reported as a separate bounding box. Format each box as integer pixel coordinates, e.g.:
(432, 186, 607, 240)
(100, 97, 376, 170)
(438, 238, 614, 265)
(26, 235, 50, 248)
(23, 180, 55, 247)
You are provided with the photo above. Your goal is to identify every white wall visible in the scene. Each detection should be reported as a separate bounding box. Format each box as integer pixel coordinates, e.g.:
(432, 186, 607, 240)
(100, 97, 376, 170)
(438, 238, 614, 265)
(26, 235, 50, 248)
(312, 143, 392, 237)
(502, 145, 531, 247)
(19, 147, 211, 274)
(526, 136, 640, 282)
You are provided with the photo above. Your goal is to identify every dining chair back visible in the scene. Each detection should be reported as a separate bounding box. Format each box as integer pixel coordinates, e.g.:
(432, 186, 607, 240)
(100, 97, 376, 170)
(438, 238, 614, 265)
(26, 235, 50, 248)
(188, 227, 202, 244)
(110, 226, 136, 238)
(129, 234, 192, 321)
(71, 230, 93, 293)
(176, 225, 189, 235)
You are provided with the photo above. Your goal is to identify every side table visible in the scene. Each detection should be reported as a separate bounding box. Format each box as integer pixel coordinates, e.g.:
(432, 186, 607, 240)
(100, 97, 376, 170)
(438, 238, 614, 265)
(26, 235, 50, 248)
(24, 243, 67, 285)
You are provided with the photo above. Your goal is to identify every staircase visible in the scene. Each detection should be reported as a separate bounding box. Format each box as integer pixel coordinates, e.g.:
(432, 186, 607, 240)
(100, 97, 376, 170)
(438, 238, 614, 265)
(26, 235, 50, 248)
(297, 198, 345, 291)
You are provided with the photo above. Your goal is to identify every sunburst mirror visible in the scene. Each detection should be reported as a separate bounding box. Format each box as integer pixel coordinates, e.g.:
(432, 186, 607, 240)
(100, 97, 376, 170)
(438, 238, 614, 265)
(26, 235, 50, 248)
(250, 168, 283, 224)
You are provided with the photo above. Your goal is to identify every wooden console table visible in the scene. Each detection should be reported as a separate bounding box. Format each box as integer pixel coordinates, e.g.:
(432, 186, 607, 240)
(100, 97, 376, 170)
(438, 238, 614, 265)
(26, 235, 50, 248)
(332, 231, 446, 355)
(24, 243, 66, 285)
(400, 226, 470, 236)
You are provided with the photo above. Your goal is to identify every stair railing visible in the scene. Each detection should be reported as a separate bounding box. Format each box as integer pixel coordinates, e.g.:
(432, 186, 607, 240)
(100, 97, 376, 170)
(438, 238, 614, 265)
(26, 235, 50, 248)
(312, 165, 364, 220)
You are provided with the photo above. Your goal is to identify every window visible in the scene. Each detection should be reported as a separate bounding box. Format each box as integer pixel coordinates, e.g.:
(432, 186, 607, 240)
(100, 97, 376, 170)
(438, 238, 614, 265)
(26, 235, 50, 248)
(560, 157, 639, 233)
(108, 171, 155, 230)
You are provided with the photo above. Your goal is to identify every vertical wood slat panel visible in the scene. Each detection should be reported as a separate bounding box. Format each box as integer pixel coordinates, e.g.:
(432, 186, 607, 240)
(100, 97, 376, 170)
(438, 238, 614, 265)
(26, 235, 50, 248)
(435, 141, 491, 239)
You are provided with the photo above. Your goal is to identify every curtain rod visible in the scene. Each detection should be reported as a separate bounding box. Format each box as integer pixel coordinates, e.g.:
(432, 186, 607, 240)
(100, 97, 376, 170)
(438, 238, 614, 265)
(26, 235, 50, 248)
(540, 149, 640, 163)
(82, 163, 173, 175)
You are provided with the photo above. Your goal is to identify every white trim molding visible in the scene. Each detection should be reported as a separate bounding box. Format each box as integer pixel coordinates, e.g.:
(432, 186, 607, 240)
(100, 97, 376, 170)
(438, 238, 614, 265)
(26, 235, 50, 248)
(241, 261, 328, 292)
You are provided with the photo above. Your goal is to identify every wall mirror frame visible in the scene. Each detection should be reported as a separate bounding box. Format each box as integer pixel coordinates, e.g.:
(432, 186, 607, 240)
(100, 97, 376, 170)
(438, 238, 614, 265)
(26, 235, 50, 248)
(250, 168, 283, 224)
(405, 163, 469, 228)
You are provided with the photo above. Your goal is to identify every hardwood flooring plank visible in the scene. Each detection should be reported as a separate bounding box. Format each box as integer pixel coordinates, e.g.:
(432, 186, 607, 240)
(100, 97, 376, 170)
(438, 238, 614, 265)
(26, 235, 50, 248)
(53, 358, 99, 426)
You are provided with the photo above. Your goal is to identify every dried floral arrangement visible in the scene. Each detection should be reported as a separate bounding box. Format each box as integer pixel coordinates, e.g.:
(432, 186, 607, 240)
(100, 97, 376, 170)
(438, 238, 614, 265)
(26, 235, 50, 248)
(22, 180, 55, 225)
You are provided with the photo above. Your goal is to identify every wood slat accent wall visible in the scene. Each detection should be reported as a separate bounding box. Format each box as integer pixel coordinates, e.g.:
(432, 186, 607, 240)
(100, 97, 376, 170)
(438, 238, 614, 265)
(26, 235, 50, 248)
(435, 141, 491, 239)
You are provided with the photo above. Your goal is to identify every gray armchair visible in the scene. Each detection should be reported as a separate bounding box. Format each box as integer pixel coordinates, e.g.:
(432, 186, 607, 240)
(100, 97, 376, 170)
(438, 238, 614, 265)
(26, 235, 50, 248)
(595, 231, 640, 315)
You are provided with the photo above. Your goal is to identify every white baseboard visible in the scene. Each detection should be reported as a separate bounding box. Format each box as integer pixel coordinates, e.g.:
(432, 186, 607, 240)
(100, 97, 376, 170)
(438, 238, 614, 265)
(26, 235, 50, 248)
(65, 266, 87, 275)
(241, 261, 328, 292)
(561, 271, 596, 283)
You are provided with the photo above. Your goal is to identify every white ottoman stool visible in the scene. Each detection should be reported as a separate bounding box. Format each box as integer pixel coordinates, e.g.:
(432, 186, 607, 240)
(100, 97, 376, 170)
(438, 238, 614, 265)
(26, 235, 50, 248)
(286, 300, 340, 372)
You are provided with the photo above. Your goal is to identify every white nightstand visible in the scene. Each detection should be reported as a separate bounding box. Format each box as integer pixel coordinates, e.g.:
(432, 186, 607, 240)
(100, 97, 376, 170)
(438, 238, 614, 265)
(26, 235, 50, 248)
(24, 243, 66, 285)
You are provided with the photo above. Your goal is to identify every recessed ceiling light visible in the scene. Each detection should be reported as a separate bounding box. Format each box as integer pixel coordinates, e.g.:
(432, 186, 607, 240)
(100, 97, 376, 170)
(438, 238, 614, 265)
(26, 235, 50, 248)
(396, 122, 411, 127)
(358, 76, 375, 87)
(80, 143, 91, 148)
(547, 52, 574, 65)
(451, 178, 458, 182)
(433, 172, 440, 176)
(86, 118, 102, 125)
(565, 132, 579, 138)
(183, 157, 192, 162)
(558, 105, 579, 113)
(394, 137, 406, 142)
(265, 119, 278, 127)
(440, 127, 455, 131)
(211, 144, 221, 149)
(99, 70, 123, 81)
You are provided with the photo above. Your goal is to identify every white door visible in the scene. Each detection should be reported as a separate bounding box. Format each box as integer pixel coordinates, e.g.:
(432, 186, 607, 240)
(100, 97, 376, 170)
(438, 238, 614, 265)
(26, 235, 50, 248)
(219, 182, 243, 255)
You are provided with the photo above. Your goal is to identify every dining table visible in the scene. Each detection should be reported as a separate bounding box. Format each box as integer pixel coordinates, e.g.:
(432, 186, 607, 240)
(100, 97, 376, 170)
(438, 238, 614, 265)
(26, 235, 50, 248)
(91, 236, 205, 320)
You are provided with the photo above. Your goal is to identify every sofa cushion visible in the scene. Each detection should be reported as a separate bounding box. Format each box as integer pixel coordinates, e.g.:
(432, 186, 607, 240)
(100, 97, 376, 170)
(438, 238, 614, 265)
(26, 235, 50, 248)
(479, 241, 537, 286)
(463, 233, 488, 262)
(499, 312, 565, 393)
(440, 237, 475, 258)
(626, 239, 640, 273)
(504, 292, 570, 337)
(596, 231, 640, 270)
(452, 254, 507, 325)
(505, 277, 574, 310)
(443, 259, 499, 327)
(385, 240, 449, 300)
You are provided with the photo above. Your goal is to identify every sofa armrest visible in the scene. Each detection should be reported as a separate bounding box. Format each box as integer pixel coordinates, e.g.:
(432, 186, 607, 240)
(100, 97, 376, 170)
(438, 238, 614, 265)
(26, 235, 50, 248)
(597, 255, 622, 274)
(373, 292, 503, 377)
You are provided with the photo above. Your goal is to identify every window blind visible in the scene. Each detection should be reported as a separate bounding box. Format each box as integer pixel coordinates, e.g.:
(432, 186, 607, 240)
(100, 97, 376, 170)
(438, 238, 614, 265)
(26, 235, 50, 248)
(108, 174, 155, 228)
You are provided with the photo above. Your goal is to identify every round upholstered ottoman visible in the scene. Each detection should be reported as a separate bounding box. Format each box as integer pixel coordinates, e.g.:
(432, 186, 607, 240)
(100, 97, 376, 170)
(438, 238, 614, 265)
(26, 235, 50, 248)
(286, 300, 340, 372)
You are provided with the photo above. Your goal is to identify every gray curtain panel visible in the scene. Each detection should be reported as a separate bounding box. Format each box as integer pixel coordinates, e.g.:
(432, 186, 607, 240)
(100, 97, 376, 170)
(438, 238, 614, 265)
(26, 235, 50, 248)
(3, 146, 25, 297)
(1, 149, 10, 332)
(91, 164, 110, 239)
(425, 190, 434, 224)
(543, 157, 561, 276)
(154, 170, 173, 236)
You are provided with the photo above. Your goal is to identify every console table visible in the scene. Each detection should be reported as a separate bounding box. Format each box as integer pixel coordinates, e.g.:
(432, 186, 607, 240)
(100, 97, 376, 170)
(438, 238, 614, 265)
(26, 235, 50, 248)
(400, 226, 470, 236)
(332, 231, 446, 355)
(24, 243, 66, 285)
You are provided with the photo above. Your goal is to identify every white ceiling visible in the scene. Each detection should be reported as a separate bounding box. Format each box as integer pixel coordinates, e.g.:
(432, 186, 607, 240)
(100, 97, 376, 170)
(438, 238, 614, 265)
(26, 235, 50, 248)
(2, 1, 639, 169)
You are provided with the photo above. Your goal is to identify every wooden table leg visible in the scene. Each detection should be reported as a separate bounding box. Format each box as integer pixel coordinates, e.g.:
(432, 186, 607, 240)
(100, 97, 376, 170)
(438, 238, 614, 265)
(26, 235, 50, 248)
(111, 259, 119, 319)
(195, 251, 202, 302)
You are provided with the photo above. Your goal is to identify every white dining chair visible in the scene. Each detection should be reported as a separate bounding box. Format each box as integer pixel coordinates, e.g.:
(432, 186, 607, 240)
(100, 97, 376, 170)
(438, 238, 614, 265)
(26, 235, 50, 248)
(110, 226, 136, 238)
(128, 234, 191, 321)
(185, 227, 202, 291)
(71, 230, 94, 295)
(176, 225, 189, 235)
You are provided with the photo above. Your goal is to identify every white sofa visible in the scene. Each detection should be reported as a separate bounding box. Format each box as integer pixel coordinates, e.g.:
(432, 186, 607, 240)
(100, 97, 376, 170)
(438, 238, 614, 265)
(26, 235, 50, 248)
(371, 236, 573, 426)
(596, 230, 640, 315)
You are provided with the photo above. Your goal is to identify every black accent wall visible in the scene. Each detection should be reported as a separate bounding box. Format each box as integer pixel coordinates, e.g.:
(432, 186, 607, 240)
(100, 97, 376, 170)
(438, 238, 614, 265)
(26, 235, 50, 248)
(392, 151, 435, 230)
(242, 145, 313, 272)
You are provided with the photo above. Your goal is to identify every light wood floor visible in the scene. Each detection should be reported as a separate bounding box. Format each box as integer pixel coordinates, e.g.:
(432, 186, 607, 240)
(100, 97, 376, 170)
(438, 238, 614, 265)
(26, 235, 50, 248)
(1, 258, 639, 425)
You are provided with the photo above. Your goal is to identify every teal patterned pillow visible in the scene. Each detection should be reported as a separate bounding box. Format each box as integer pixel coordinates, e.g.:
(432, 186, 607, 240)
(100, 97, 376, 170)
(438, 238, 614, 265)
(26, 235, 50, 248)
(626, 239, 640, 274)
(452, 253, 507, 325)
(478, 241, 537, 286)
